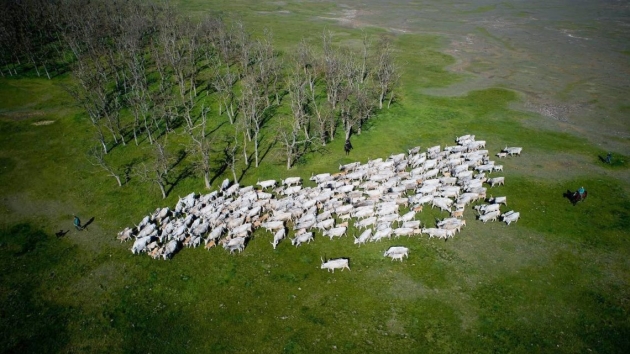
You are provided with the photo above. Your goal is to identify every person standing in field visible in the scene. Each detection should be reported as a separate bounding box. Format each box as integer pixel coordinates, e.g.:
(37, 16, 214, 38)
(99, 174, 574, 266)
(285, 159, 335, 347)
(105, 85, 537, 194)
(73, 215, 82, 231)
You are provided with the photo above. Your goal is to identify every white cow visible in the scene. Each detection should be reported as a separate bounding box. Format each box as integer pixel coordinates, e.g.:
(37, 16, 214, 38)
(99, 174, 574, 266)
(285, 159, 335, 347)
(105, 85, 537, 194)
(131, 236, 154, 254)
(393, 227, 415, 237)
(117, 227, 134, 243)
(291, 232, 314, 247)
(488, 177, 505, 187)
(421, 228, 452, 239)
(355, 216, 377, 229)
(478, 210, 500, 223)
(310, 173, 332, 184)
(384, 246, 409, 261)
(257, 179, 277, 189)
(162, 239, 179, 259)
(271, 228, 286, 249)
(262, 221, 285, 233)
(401, 220, 421, 229)
(223, 237, 246, 254)
(324, 227, 347, 240)
(353, 229, 372, 245)
(282, 177, 302, 186)
(320, 257, 350, 273)
(502, 211, 520, 225)
(488, 196, 507, 206)
(371, 227, 392, 242)
(315, 218, 336, 231)
(283, 185, 302, 195)
(504, 147, 523, 156)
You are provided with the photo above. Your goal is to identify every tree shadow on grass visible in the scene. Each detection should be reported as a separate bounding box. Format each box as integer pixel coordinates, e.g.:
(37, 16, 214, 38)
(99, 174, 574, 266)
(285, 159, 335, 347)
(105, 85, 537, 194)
(165, 165, 194, 198)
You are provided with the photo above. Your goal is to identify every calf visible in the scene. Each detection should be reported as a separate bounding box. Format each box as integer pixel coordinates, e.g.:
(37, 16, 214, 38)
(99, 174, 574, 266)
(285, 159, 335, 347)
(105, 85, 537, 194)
(204, 239, 217, 250)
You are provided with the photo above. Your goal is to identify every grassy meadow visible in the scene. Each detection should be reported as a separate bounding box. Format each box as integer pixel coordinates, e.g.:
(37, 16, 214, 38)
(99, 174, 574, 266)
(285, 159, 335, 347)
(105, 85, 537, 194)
(1, 1, 629, 353)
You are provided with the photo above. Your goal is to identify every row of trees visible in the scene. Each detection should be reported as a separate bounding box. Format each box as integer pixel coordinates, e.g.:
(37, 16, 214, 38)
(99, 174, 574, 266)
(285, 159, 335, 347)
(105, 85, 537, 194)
(1, 0, 400, 198)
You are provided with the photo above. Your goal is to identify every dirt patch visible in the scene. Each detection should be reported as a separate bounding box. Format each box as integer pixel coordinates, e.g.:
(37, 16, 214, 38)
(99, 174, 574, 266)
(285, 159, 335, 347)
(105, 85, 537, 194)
(32, 120, 55, 126)
(0, 110, 46, 121)
(317, 7, 373, 29)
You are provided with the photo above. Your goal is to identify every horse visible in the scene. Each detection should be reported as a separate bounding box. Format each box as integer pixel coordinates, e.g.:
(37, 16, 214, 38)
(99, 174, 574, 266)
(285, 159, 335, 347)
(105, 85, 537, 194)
(564, 189, 587, 206)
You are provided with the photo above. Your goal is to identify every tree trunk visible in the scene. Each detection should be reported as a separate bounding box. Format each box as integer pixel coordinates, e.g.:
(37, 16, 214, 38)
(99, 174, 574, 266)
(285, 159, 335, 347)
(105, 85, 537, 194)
(114, 174, 122, 187)
(158, 181, 167, 199)
(230, 151, 238, 182)
(243, 135, 249, 165)
(43, 64, 51, 80)
(204, 171, 211, 189)
(254, 130, 259, 167)
(98, 138, 107, 155)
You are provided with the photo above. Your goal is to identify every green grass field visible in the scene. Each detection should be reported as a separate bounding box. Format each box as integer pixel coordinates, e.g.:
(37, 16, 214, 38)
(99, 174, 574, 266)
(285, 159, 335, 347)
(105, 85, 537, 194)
(1, 1, 629, 353)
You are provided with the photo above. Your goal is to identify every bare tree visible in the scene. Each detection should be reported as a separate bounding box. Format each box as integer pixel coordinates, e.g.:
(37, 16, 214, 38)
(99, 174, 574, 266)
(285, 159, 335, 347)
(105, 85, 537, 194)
(322, 30, 343, 110)
(252, 29, 282, 106)
(65, 61, 110, 154)
(287, 64, 311, 140)
(188, 105, 214, 189)
(87, 145, 123, 187)
(374, 36, 400, 109)
(294, 39, 335, 145)
(234, 20, 253, 74)
(359, 30, 371, 84)
(222, 128, 240, 183)
(276, 114, 318, 170)
(240, 74, 271, 167)
(212, 65, 238, 124)
(135, 141, 173, 199)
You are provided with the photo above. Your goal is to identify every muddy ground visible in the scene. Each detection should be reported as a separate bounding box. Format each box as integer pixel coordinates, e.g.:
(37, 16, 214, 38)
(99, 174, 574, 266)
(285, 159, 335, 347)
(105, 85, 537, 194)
(315, 0, 630, 153)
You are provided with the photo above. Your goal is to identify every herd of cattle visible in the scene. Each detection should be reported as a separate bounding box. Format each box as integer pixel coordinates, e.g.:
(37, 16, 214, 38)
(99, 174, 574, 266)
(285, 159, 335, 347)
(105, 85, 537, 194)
(118, 135, 522, 269)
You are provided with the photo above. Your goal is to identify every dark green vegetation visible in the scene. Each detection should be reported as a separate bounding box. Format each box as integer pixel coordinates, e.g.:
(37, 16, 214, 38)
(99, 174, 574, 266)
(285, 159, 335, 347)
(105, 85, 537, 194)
(1, 1, 629, 353)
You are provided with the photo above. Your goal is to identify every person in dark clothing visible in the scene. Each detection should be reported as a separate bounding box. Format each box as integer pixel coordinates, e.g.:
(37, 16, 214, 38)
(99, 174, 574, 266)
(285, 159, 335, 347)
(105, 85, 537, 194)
(344, 139, 353, 155)
(606, 152, 612, 164)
